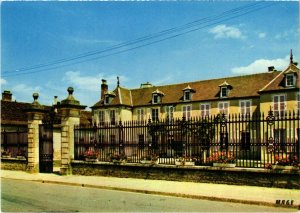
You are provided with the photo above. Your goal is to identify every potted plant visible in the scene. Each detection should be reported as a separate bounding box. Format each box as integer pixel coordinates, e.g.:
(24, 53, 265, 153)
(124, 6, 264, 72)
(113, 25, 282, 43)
(16, 149, 26, 160)
(110, 153, 127, 164)
(274, 155, 299, 170)
(208, 151, 236, 167)
(1, 150, 11, 158)
(140, 154, 158, 165)
(175, 155, 195, 166)
(84, 149, 99, 162)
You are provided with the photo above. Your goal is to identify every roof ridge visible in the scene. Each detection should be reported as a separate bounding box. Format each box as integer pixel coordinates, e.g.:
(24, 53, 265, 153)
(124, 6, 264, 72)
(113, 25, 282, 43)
(129, 71, 280, 91)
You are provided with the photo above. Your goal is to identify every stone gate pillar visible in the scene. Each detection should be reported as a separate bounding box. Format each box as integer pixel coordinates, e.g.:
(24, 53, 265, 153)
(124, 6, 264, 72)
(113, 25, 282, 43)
(25, 93, 46, 173)
(57, 87, 86, 175)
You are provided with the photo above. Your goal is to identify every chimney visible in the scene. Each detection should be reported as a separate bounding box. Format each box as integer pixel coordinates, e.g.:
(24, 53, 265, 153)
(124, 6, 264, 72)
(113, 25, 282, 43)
(53, 96, 59, 105)
(268, 66, 275, 72)
(140, 82, 153, 88)
(101, 79, 108, 99)
(2, 90, 12, 101)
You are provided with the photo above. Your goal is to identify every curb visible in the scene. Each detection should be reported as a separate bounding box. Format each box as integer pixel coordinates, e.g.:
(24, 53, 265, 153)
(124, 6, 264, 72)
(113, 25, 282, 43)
(2, 176, 299, 210)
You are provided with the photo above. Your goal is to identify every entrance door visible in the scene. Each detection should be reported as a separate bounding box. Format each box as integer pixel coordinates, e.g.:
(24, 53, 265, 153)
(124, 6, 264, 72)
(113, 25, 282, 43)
(39, 124, 53, 173)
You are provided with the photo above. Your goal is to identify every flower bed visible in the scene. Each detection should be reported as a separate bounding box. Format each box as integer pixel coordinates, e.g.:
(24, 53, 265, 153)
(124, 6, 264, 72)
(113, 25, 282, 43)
(208, 151, 236, 166)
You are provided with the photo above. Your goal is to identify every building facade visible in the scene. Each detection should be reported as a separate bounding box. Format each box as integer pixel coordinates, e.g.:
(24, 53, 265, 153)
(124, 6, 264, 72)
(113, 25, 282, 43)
(91, 56, 299, 124)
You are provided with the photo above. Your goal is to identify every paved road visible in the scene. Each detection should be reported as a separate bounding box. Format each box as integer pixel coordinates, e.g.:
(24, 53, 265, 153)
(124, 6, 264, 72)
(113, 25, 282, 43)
(1, 179, 296, 212)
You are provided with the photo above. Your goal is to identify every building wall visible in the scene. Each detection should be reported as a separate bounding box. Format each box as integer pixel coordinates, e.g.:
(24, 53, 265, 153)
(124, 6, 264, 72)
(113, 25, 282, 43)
(53, 127, 61, 161)
(260, 91, 300, 115)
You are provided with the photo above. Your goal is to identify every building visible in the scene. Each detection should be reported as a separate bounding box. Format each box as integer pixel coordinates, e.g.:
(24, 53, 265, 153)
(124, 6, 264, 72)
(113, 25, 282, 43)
(91, 53, 299, 124)
(1, 91, 92, 161)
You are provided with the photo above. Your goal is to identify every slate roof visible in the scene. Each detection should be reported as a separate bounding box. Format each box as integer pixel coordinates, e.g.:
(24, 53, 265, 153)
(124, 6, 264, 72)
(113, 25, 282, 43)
(92, 71, 281, 109)
(1, 101, 31, 125)
(1, 100, 92, 126)
(259, 64, 300, 93)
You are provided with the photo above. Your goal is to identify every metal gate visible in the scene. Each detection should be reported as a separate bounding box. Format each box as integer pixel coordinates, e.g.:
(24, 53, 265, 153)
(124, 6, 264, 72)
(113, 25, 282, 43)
(39, 124, 53, 173)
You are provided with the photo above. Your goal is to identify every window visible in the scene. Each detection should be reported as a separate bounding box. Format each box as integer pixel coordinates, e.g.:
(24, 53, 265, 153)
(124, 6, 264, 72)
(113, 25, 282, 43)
(109, 110, 116, 125)
(166, 106, 174, 121)
(200, 103, 210, 117)
(286, 74, 295, 87)
(137, 109, 144, 122)
(273, 95, 286, 116)
(297, 93, 300, 114)
(183, 105, 191, 120)
(153, 94, 158, 104)
(138, 134, 145, 148)
(184, 91, 190, 101)
(241, 131, 250, 150)
(274, 129, 286, 151)
(218, 102, 229, 115)
(220, 132, 228, 150)
(99, 111, 105, 125)
(105, 95, 110, 105)
(240, 100, 251, 115)
(151, 108, 159, 122)
(110, 135, 116, 146)
(220, 87, 228, 98)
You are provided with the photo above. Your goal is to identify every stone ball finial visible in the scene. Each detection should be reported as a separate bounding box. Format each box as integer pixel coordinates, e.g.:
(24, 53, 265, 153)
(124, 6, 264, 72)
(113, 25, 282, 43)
(33, 93, 39, 101)
(67, 87, 74, 95)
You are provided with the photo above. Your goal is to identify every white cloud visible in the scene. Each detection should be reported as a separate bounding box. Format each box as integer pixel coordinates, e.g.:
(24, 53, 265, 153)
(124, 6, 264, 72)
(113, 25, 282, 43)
(231, 55, 290, 74)
(11, 83, 41, 102)
(258, 33, 266, 38)
(1, 78, 7, 86)
(209, 24, 246, 40)
(63, 71, 128, 91)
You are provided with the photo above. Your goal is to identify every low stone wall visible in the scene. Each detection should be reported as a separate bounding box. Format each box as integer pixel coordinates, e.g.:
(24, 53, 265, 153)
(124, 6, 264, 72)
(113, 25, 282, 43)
(71, 161, 300, 189)
(1, 158, 27, 171)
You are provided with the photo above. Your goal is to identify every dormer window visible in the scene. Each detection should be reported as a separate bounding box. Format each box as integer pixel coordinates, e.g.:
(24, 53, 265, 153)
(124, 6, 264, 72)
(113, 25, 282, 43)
(221, 87, 228, 98)
(219, 81, 231, 98)
(152, 89, 164, 104)
(105, 95, 110, 104)
(286, 73, 295, 87)
(182, 85, 195, 101)
(103, 91, 116, 105)
(153, 94, 160, 104)
(184, 91, 190, 101)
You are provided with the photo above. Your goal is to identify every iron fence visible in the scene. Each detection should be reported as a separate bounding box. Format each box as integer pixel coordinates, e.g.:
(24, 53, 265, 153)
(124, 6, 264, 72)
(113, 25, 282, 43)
(1, 129, 28, 158)
(74, 110, 299, 168)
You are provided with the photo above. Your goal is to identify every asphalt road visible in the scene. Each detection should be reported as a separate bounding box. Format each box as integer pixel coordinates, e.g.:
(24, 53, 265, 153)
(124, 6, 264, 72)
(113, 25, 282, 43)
(1, 178, 296, 212)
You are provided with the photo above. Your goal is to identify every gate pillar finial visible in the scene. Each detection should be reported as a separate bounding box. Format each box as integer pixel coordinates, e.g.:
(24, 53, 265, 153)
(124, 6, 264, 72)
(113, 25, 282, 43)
(25, 93, 47, 173)
(56, 87, 86, 175)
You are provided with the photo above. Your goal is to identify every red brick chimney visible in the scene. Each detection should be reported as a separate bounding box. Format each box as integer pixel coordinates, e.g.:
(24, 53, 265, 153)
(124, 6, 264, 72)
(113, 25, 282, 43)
(2, 90, 12, 101)
(101, 79, 108, 100)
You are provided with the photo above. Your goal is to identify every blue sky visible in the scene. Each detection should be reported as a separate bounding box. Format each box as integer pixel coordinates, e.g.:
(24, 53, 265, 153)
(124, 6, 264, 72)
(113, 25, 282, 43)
(1, 1, 299, 108)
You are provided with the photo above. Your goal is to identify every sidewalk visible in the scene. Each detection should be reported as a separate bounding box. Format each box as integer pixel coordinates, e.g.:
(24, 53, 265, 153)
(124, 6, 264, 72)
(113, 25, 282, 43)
(1, 169, 299, 209)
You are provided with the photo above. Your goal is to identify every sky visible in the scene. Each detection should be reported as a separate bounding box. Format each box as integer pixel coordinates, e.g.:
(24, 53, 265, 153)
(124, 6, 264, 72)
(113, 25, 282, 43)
(1, 1, 299, 109)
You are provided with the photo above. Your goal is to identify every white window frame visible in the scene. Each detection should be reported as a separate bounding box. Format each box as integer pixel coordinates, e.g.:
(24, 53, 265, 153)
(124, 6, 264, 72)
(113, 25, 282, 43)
(184, 91, 191, 101)
(239, 100, 252, 115)
(166, 106, 174, 120)
(99, 111, 105, 125)
(182, 105, 192, 120)
(218, 101, 229, 115)
(137, 108, 144, 121)
(104, 95, 110, 105)
(273, 94, 286, 116)
(151, 108, 159, 122)
(220, 87, 228, 98)
(200, 103, 211, 117)
(152, 94, 160, 104)
(109, 110, 116, 125)
(296, 93, 300, 114)
(286, 74, 295, 87)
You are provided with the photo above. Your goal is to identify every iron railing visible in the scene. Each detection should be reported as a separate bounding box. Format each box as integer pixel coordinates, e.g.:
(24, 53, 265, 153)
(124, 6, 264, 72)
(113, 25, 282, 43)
(74, 110, 300, 168)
